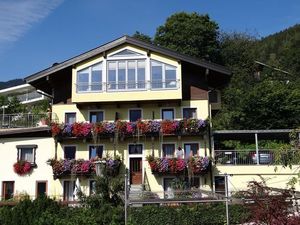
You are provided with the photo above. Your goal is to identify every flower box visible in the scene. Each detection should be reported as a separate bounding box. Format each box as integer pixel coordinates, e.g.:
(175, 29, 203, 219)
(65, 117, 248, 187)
(47, 158, 122, 179)
(147, 155, 210, 175)
(13, 161, 33, 176)
(51, 119, 207, 140)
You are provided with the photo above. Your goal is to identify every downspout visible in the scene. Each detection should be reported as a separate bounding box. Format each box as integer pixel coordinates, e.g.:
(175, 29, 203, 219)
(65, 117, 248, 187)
(207, 90, 214, 191)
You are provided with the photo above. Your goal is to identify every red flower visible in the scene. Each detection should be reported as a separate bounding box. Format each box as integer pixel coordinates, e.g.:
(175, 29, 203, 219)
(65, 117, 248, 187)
(136, 120, 149, 134)
(51, 123, 61, 137)
(13, 161, 32, 175)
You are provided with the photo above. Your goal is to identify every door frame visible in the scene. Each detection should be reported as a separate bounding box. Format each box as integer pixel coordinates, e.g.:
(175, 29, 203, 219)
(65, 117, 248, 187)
(127, 143, 144, 185)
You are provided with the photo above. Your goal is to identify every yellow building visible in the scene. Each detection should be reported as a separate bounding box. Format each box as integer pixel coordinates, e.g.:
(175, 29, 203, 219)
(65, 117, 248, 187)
(24, 36, 230, 200)
(0, 127, 54, 200)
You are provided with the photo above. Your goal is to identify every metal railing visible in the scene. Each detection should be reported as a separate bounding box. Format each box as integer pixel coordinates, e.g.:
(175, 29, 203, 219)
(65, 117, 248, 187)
(0, 113, 58, 129)
(76, 79, 180, 93)
(214, 149, 275, 165)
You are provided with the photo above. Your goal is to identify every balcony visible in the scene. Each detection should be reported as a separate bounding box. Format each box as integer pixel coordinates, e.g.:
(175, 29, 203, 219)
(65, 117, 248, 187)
(51, 119, 207, 141)
(0, 113, 57, 129)
(214, 149, 274, 165)
(15, 91, 44, 104)
(47, 158, 121, 179)
(72, 80, 181, 103)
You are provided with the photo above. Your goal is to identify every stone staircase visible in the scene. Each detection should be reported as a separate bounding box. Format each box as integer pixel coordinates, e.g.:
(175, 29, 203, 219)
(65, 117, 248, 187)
(129, 184, 143, 206)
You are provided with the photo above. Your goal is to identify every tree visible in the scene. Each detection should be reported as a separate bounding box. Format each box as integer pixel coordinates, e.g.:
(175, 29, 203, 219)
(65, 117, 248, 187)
(240, 181, 300, 225)
(154, 12, 220, 61)
(132, 31, 152, 43)
(6, 96, 25, 114)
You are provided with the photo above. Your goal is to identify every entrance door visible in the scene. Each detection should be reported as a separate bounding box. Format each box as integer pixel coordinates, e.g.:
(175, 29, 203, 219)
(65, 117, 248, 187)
(130, 158, 142, 184)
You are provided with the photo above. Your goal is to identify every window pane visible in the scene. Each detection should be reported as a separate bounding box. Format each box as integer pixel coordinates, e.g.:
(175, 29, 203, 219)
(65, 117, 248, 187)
(108, 62, 116, 90)
(91, 63, 102, 91)
(151, 61, 162, 89)
(77, 68, 89, 92)
(89, 146, 103, 159)
(162, 109, 174, 120)
(64, 146, 76, 159)
(184, 143, 199, 158)
(129, 109, 142, 122)
(128, 61, 136, 89)
(89, 111, 103, 123)
(3, 181, 14, 200)
(163, 144, 175, 158)
(118, 61, 126, 89)
(163, 178, 174, 191)
(129, 144, 143, 154)
(65, 113, 76, 124)
(37, 182, 47, 197)
(183, 108, 197, 119)
(63, 181, 75, 201)
(89, 180, 96, 195)
(21, 148, 33, 162)
(137, 61, 145, 89)
(165, 65, 176, 88)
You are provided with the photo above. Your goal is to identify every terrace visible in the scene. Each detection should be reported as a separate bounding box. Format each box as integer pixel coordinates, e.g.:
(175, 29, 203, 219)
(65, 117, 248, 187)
(0, 113, 57, 129)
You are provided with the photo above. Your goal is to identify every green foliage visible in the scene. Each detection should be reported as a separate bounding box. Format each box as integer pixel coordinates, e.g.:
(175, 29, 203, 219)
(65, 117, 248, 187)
(0, 195, 124, 225)
(132, 31, 152, 43)
(80, 165, 125, 208)
(129, 203, 250, 225)
(6, 96, 25, 114)
(154, 12, 220, 62)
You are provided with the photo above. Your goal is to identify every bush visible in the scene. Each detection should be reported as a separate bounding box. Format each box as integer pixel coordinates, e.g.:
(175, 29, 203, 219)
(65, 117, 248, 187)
(129, 203, 250, 225)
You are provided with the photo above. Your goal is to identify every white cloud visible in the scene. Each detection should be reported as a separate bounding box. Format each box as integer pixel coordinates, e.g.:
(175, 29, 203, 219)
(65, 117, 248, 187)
(0, 0, 63, 45)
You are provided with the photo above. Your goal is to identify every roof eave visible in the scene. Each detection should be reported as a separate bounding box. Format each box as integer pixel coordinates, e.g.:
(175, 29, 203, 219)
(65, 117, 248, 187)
(25, 35, 231, 84)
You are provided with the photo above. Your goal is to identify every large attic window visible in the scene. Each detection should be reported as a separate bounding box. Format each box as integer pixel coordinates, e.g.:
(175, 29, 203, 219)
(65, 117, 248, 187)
(109, 49, 143, 58)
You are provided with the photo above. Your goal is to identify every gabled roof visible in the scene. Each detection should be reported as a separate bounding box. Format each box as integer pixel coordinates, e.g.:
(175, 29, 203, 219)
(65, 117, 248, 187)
(25, 35, 230, 83)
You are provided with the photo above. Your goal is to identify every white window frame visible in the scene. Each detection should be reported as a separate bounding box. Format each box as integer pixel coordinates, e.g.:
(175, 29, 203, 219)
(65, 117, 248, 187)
(150, 60, 178, 90)
(63, 180, 75, 201)
(182, 107, 197, 119)
(161, 107, 176, 120)
(63, 145, 77, 160)
(76, 62, 103, 93)
(182, 142, 200, 159)
(106, 60, 147, 91)
(88, 110, 105, 123)
(89, 179, 96, 196)
(127, 143, 145, 185)
(88, 144, 105, 159)
(128, 108, 143, 122)
(161, 142, 176, 158)
(64, 111, 77, 124)
(16, 145, 37, 165)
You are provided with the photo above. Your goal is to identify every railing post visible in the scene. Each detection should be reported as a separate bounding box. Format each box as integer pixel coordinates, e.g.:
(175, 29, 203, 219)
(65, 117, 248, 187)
(255, 133, 259, 165)
(224, 173, 230, 225)
(124, 169, 128, 225)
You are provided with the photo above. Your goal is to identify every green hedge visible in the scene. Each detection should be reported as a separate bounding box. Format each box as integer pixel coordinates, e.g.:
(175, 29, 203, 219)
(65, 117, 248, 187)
(0, 197, 249, 225)
(0, 196, 124, 225)
(129, 203, 250, 225)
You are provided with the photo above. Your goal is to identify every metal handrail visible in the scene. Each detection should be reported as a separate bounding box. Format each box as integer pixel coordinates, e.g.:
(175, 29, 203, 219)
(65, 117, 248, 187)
(214, 149, 275, 165)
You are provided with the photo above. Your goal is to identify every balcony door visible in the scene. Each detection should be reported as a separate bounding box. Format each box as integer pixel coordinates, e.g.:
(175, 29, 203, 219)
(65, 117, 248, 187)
(129, 144, 143, 185)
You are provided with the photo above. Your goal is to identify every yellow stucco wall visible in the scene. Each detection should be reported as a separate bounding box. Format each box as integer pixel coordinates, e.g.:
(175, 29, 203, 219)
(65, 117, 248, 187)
(52, 100, 208, 123)
(0, 137, 55, 199)
(51, 135, 210, 198)
(215, 165, 300, 193)
(71, 44, 182, 103)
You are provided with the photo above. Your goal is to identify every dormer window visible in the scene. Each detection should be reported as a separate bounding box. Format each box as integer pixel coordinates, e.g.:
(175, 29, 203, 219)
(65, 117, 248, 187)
(77, 62, 103, 92)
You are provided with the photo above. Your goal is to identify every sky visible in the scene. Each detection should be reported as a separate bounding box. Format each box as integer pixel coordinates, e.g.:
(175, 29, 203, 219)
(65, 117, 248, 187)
(0, 0, 299, 82)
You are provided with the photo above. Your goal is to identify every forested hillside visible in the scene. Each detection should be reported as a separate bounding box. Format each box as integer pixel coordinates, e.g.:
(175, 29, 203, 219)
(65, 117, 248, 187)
(0, 79, 24, 90)
(133, 13, 300, 129)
